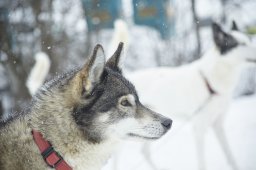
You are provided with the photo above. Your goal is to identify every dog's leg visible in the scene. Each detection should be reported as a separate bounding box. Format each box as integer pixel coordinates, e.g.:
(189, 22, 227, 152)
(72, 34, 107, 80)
(142, 142, 159, 170)
(213, 114, 239, 170)
(193, 123, 207, 170)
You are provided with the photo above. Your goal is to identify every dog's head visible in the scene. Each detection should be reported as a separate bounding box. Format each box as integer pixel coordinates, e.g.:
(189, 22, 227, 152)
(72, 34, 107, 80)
(212, 21, 256, 67)
(198, 22, 256, 94)
(70, 43, 172, 143)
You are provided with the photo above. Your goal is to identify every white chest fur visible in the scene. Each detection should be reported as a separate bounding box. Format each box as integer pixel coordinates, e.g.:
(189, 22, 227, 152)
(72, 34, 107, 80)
(65, 140, 118, 170)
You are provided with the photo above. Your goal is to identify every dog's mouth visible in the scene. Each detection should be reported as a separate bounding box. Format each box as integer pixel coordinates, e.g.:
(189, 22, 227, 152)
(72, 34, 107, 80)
(127, 133, 160, 140)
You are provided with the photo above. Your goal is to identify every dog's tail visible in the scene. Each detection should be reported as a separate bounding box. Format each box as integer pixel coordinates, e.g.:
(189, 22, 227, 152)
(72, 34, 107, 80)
(26, 52, 51, 95)
(107, 19, 130, 60)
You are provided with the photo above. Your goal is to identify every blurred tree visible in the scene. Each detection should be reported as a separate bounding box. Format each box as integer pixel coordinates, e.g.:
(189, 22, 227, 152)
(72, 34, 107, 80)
(0, 0, 90, 116)
(30, 0, 58, 73)
(191, 0, 201, 58)
(0, 100, 3, 115)
(0, 2, 31, 115)
(220, 0, 227, 23)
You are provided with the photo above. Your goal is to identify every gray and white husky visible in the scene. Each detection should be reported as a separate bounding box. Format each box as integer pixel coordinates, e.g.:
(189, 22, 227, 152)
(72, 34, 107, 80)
(0, 43, 172, 170)
(127, 22, 256, 170)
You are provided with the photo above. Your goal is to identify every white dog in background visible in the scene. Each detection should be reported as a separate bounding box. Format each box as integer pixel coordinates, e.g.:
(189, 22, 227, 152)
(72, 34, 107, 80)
(127, 22, 256, 170)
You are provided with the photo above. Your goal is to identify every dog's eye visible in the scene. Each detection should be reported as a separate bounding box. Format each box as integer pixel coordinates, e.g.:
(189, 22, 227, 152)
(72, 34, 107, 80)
(120, 99, 132, 107)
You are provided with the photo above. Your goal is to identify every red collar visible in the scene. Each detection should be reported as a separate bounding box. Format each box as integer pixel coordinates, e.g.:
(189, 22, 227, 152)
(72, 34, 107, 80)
(199, 71, 217, 95)
(32, 129, 72, 170)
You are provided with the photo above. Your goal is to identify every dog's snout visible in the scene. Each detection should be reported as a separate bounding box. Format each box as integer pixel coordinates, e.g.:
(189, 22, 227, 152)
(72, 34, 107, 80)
(161, 119, 172, 129)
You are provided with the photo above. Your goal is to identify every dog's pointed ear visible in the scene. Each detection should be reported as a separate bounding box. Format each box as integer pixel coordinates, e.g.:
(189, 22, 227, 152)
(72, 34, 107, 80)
(212, 22, 226, 45)
(231, 20, 239, 31)
(106, 42, 124, 72)
(212, 22, 238, 54)
(79, 44, 105, 95)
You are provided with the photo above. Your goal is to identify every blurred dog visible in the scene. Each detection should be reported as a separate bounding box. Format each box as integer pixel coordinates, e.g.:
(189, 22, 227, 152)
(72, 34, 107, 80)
(0, 43, 172, 170)
(26, 52, 51, 95)
(127, 22, 256, 170)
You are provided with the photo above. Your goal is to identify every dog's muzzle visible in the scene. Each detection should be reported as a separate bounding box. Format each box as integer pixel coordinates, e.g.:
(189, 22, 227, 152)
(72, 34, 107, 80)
(161, 118, 172, 130)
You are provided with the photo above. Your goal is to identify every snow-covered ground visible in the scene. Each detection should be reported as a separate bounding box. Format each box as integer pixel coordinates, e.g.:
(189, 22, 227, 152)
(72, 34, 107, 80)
(102, 94, 256, 170)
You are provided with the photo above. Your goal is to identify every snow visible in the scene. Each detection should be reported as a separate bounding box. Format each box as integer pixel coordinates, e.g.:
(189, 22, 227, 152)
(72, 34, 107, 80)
(102, 95, 256, 170)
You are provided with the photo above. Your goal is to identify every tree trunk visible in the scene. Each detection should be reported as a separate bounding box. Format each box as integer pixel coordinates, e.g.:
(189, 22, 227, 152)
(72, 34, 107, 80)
(31, 0, 58, 74)
(0, 6, 31, 114)
(191, 0, 201, 58)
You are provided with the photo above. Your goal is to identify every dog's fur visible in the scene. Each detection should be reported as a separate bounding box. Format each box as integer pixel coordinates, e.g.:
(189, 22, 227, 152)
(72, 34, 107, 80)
(0, 43, 172, 170)
(127, 22, 256, 170)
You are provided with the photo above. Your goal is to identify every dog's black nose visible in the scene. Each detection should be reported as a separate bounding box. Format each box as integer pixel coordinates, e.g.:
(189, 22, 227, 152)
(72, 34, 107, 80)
(161, 119, 172, 129)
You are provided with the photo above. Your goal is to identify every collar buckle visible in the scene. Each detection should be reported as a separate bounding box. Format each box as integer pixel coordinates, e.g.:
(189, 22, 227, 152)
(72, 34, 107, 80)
(41, 146, 63, 168)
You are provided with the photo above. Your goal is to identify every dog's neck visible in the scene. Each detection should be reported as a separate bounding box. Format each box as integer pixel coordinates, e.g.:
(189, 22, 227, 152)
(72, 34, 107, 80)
(198, 47, 243, 95)
(29, 94, 119, 170)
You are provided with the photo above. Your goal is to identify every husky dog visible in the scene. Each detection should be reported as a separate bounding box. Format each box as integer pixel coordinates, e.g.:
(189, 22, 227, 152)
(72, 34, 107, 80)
(0, 43, 172, 170)
(127, 22, 256, 170)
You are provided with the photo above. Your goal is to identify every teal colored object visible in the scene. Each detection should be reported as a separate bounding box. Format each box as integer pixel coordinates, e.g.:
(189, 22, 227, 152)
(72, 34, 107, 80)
(81, 0, 122, 32)
(133, 0, 175, 39)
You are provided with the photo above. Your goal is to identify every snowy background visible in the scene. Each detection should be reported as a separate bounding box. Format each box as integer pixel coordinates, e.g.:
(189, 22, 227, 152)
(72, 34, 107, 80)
(0, 0, 256, 170)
